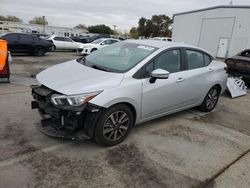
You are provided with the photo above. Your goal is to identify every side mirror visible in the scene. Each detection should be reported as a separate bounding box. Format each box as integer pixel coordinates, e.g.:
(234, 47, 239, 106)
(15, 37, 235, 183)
(149, 69, 169, 83)
(100, 42, 105, 45)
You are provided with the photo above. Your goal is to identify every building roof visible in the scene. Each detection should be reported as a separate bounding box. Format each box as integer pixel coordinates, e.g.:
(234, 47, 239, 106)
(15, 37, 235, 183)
(173, 5, 250, 17)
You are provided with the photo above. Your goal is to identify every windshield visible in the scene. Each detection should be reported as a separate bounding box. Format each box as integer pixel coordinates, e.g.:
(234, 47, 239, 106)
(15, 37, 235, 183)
(91, 39, 104, 44)
(78, 42, 157, 73)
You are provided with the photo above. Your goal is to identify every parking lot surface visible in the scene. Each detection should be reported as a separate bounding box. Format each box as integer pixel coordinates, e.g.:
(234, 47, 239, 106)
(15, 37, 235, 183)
(0, 52, 250, 188)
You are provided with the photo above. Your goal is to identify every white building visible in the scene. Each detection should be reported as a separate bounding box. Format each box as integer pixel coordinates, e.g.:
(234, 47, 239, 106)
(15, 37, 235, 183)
(172, 5, 250, 58)
(0, 21, 88, 37)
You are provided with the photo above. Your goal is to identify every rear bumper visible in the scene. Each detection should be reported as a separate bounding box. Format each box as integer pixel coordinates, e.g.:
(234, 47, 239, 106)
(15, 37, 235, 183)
(31, 85, 103, 140)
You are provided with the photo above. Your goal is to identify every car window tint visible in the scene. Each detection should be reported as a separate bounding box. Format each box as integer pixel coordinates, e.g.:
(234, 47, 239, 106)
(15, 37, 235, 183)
(2, 34, 18, 41)
(241, 50, 250, 57)
(32, 36, 39, 41)
(144, 62, 154, 78)
(110, 40, 118, 44)
(64, 38, 72, 42)
(19, 34, 32, 42)
(103, 40, 112, 45)
(186, 50, 204, 69)
(204, 54, 211, 66)
(54, 37, 64, 41)
(154, 49, 181, 73)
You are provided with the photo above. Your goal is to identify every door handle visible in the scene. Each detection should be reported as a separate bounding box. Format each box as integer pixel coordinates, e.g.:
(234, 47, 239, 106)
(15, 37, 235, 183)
(208, 68, 214, 72)
(177, 78, 185, 83)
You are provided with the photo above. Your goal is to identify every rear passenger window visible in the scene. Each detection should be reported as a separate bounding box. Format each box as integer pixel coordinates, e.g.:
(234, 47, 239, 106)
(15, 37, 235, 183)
(186, 50, 204, 69)
(54, 37, 64, 41)
(64, 38, 72, 42)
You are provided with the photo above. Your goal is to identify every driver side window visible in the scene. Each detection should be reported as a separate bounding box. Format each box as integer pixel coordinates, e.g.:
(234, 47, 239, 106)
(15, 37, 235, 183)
(143, 49, 181, 78)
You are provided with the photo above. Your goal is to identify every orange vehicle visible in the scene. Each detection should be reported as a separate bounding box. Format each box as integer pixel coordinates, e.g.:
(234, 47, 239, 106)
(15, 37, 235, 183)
(0, 39, 10, 82)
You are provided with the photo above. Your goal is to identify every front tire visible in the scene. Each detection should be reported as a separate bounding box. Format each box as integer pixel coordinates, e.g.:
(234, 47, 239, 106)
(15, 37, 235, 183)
(34, 46, 45, 56)
(199, 86, 220, 112)
(94, 104, 134, 146)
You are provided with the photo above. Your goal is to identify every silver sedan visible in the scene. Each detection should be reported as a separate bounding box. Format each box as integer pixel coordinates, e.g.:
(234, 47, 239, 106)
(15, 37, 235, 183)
(32, 40, 228, 146)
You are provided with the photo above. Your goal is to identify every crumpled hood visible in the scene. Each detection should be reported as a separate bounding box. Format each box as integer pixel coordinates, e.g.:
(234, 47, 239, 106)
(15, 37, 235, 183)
(36, 60, 124, 95)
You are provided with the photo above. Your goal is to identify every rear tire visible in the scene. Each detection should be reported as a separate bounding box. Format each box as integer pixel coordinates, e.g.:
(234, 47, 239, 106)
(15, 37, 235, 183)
(199, 86, 220, 112)
(34, 46, 45, 56)
(51, 45, 56, 52)
(94, 104, 134, 146)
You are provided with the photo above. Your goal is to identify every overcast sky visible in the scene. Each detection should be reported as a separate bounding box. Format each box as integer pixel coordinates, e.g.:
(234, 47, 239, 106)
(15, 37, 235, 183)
(0, 0, 250, 31)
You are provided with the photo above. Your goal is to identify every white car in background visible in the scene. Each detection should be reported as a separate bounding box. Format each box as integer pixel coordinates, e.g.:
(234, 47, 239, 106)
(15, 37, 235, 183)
(45, 35, 84, 51)
(152, 37, 172, 42)
(81, 38, 119, 55)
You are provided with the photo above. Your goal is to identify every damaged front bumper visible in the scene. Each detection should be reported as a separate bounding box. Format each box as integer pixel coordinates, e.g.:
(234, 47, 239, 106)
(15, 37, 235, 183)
(31, 85, 103, 140)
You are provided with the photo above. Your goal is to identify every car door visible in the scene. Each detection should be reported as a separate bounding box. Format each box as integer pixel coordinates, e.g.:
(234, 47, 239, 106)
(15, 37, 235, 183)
(64, 37, 75, 50)
(141, 49, 188, 119)
(53, 37, 65, 49)
(181, 49, 213, 104)
(18, 34, 34, 52)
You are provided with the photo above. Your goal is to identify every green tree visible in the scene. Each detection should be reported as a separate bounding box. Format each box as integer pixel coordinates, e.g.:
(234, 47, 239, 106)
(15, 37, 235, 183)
(151, 15, 172, 37)
(0, 15, 22, 22)
(29, 17, 48, 25)
(74, 24, 87, 29)
(88, 24, 113, 34)
(129, 27, 139, 39)
(136, 15, 173, 38)
(137, 17, 147, 37)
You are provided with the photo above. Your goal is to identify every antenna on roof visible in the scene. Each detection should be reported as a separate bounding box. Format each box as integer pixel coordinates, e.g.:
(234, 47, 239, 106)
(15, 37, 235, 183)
(229, 0, 233, 5)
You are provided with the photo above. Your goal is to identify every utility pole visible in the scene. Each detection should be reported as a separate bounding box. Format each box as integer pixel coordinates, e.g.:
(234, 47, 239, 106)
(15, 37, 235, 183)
(42, 16, 45, 34)
(113, 25, 117, 34)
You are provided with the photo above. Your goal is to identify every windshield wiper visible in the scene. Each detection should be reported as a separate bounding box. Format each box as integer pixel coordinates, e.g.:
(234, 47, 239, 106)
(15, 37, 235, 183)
(91, 65, 111, 72)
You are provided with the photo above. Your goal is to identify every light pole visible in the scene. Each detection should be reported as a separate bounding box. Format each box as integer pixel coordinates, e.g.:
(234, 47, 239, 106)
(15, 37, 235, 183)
(42, 16, 45, 34)
(113, 25, 117, 34)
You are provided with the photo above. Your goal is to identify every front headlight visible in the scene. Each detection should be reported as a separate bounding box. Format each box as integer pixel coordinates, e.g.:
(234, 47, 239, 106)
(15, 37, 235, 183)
(51, 91, 102, 107)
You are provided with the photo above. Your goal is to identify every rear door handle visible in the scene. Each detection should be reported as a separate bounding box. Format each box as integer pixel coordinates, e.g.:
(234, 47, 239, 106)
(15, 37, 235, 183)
(177, 78, 185, 83)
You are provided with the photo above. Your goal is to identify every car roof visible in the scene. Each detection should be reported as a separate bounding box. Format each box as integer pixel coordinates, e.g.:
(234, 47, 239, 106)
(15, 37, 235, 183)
(4, 32, 31, 36)
(125, 39, 214, 56)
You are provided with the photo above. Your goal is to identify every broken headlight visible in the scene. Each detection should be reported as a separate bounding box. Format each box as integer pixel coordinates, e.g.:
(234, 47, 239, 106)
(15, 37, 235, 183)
(51, 91, 102, 107)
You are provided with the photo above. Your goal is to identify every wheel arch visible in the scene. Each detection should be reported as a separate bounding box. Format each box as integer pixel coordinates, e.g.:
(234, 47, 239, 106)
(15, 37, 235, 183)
(213, 84, 222, 93)
(91, 48, 98, 52)
(108, 102, 137, 125)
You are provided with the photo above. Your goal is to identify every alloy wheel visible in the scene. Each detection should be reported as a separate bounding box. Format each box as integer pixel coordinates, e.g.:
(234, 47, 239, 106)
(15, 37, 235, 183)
(103, 111, 129, 142)
(206, 88, 219, 110)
